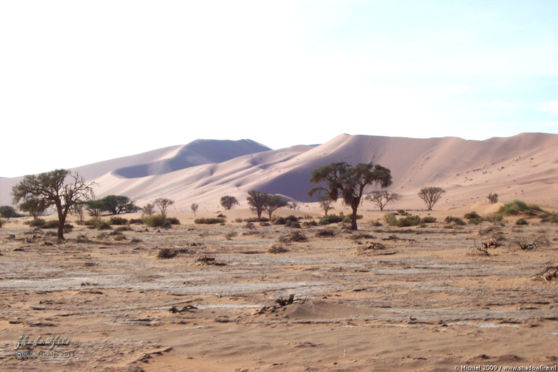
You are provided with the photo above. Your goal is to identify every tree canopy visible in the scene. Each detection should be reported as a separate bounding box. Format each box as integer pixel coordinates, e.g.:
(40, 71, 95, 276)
(12, 169, 94, 240)
(309, 162, 392, 230)
(220, 195, 239, 210)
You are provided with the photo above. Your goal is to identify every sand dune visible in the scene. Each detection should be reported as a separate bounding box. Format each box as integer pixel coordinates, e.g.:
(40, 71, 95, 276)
(2, 132, 558, 211)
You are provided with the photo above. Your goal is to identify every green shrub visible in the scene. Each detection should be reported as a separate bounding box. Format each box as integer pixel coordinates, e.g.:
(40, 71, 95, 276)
(319, 214, 343, 225)
(27, 218, 46, 227)
(84, 218, 111, 229)
(516, 218, 528, 225)
(464, 211, 483, 224)
(129, 218, 145, 225)
(235, 218, 243, 223)
(421, 216, 437, 224)
(109, 216, 128, 225)
(194, 218, 225, 224)
(384, 213, 421, 227)
(498, 200, 544, 216)
(145, 215, 171, 227)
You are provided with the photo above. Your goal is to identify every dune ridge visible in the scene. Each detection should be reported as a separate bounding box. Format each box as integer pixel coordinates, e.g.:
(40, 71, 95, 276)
(1, 132, 557, 211)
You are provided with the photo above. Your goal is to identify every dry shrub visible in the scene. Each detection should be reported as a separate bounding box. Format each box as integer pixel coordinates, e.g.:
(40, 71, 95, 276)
(315, 229, 336, 237)
(268, 244, 288, 254)
(158, 248, 178, 259)
(278, 231, 307, 243)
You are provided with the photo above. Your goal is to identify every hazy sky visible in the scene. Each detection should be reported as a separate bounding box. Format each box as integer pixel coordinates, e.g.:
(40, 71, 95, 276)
(1, 0, 558, 177)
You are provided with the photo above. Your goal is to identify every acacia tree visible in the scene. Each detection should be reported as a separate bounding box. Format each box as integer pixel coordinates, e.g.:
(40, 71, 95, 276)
(366, 190, 399, 212)
(154, 198, 174, 218)
(309, 162, 392, 230)
(18, 198, 49, 220)
(246, 190, 268, 220)
(264, 194, 288, 220)
(12, 169, 94, 240)
(220, 196, 239, 210)
(190, 203, 199, 216)
(418, 186, 445, 211)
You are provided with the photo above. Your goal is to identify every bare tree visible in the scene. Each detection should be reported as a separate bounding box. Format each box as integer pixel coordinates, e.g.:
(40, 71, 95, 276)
(418, 186, 445, 211)
(12, 169, 94, 240)
(365, 190, 399, 211)
(154, 198, 174, 218)
(190, 203, 199, 216)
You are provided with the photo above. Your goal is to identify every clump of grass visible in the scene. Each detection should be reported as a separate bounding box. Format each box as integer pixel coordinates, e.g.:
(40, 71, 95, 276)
(516, 218, 528, 225)
(268, 244, 288, 254)
(129, 218, 145, 225)
(194, 218, 225, 224)
(498, 200, 544, 216)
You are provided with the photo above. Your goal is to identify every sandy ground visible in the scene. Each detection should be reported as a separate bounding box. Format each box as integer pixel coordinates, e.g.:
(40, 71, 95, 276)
(1, 210, 558, 371)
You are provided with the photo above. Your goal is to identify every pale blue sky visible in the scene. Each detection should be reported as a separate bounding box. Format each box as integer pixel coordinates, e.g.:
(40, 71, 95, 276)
(1, 0, 557, 177)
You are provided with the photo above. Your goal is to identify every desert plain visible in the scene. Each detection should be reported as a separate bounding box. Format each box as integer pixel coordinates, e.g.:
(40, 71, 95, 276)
(1, 205, 557, 372)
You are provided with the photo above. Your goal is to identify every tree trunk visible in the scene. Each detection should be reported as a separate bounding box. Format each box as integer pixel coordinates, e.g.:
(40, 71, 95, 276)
(350, 206, 358, 230)
(268, 210, 273, 221)
(55, 201, 65, 240)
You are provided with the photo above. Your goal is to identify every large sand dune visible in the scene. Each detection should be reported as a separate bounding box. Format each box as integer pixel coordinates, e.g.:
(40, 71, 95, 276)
(2, 133, 558, 211)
